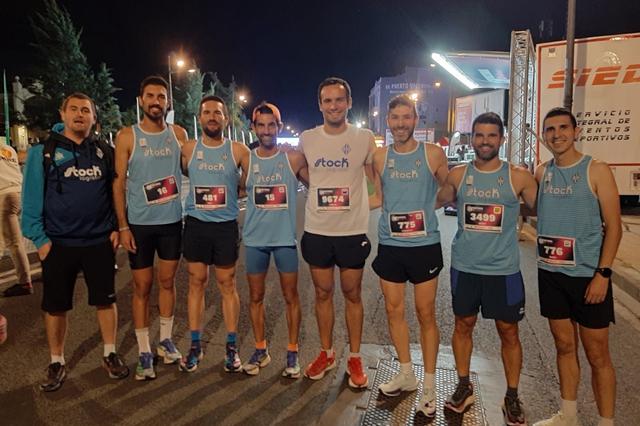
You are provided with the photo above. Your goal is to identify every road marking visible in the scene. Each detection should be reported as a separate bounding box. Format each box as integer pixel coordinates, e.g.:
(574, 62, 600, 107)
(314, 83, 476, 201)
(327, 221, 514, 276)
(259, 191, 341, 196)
(0, 265, 41, 286)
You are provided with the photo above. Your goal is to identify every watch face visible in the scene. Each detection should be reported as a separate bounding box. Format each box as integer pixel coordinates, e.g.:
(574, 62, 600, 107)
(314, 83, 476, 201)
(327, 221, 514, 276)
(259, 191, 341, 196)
(597, 268, 612, 278)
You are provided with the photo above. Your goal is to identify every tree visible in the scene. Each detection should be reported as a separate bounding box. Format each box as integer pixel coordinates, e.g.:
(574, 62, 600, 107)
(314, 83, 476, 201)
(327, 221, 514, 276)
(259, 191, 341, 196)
(27, 0, 121, 135)
(172, 71, 251, 142)
(172, 70, 203, 139)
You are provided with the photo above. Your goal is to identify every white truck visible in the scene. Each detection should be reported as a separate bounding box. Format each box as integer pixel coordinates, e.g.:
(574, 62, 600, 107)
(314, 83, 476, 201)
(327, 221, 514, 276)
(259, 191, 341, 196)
(536, 33, 640, 201)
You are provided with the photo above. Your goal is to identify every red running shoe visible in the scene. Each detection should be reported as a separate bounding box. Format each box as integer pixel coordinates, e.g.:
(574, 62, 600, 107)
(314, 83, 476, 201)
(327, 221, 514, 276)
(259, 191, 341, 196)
(346, 356, 368, 388)
(304, 350, 336, 380)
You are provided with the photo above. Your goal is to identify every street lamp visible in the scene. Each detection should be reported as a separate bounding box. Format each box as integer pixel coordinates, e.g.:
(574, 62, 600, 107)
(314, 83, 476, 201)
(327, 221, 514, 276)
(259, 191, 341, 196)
(167, 53, 196, 110)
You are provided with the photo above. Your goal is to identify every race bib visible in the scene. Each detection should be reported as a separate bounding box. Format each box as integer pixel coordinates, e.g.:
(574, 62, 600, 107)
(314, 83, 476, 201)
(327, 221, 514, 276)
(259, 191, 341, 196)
(317, 187, 350, 211)
(194, 185, 227, 209)
(537, 235, 576, 266)
(254, 184, 288, 209)
(463, 203, 504, 232)
(389, 210, 426, 237)
(143, 175, 179, 205)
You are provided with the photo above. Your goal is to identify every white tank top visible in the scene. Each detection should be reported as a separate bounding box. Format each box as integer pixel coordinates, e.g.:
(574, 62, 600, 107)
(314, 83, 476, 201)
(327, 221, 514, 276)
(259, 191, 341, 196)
(300, 124, 375, 236)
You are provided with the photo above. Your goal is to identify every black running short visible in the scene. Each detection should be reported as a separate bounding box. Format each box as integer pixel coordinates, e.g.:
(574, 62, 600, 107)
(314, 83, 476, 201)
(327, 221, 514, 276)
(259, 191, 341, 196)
(300, 232, 371, 269)
(450, 267, 525, 323)
(41, 241, 116, 312)
(538, 268, 615, 329)
(183, 216, 239, 266)
(128, 221, 182, 270)
(372, 243, 443, 284)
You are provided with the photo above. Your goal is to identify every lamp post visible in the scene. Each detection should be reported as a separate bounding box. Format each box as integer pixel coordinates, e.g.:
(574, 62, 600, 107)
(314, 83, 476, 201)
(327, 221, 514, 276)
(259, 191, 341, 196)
(167, 53, 196, 110)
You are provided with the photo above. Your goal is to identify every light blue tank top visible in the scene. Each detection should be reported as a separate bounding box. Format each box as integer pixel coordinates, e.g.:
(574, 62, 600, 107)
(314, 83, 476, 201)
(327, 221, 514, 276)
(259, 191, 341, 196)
(451, 161, 520, 275)
(184, 138, 239, 222)
(243, 150, 298, 246)
(537, 155, 602, 277)
(378, 143, 440, 247)
(127, 124, 182, 225)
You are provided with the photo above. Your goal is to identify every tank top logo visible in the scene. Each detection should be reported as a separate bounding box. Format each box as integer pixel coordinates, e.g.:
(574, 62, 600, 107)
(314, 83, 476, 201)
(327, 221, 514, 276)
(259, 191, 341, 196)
(466, 187, 500, 198)
(389, 169, 419, 180)
(497, 176, 505, 186)
(198, 161, 225, 172)
(342, 144, 351, 155)
(256, 172, 282, 184)
(143, 146, 172, 157)
(543, 172, 574, 195)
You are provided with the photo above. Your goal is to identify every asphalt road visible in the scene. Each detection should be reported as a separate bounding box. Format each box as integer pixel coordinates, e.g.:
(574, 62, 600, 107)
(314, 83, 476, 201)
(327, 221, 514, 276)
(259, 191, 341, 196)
(1, 191, 639, 426)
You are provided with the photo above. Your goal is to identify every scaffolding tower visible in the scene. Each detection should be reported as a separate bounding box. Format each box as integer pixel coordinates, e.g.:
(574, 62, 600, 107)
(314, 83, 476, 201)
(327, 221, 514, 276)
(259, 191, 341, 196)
(507, 30, 537, 169)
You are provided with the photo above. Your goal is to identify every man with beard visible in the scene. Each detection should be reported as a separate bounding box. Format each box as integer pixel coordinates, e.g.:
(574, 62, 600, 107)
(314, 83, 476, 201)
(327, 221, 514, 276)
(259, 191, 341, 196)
(370, 95, 448, 418)
(179, 95, 249, 373)
(533, 108, 620, 426)
(437, 112, 537, 425)
(239, 102, 307, 378)
(113, 76, 188, 380)
(300, 77, 377, 389)
(22, 93, 129, 391)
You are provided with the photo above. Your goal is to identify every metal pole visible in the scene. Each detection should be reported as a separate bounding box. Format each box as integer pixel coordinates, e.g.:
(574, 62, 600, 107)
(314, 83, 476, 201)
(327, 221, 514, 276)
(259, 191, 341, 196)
(563, 0, 576, 110)
(168, 55, 174, 111)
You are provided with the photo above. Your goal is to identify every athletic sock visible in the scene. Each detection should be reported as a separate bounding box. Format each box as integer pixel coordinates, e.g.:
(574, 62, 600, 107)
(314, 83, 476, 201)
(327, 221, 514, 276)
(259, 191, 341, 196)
(349, 351, 360, 359)
(399, 362, 413, 375)
(226, 332, 237, 345)
(135, 327, 151, 354)
(191, 330, 201, 351)
(424, 372, 435, 391)
(159, 316, 174, 342)
(51, 354, 65, 365)
(506, 386, 518, 399)
(458, 375, 470, 386)
(255, 340, 267, 350)
(561, 399, 578, 417)
(103, 344, 116, 357)
(287, 343, 299, 352)
(322, 347, 335, 358)
(598, 416, 614, 426)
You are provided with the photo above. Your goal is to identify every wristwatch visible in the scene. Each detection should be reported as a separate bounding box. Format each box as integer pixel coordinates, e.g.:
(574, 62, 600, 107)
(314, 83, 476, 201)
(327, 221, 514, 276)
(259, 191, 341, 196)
(595, 267, 613, 278)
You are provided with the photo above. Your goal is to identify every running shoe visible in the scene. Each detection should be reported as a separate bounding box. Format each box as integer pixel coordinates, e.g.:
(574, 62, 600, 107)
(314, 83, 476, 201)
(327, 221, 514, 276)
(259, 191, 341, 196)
(102, 352, 129, 379)
(179, 347, 204, 373)
(533, 411, 582, 426)
(304, 351, 336, 380)
(417, 387, 437, 418)
(378, 371, 418, 396)
(157, 338, 182, 364)
(224, 342, 242, 373)
(243, 349, 271, 375)
(346, 356, 368, 388)
(40, 362, 66, 392)
(135, 352, 156, 381)
(282, 350, 301, 379)
(444, 382, 475, 413)
(502, 395, 526, 426)
(2, 283, 33, 297)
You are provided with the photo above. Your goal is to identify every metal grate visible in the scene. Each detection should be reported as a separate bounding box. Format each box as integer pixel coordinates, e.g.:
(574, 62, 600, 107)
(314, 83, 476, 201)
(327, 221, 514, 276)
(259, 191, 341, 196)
(361, 359, 487, 425)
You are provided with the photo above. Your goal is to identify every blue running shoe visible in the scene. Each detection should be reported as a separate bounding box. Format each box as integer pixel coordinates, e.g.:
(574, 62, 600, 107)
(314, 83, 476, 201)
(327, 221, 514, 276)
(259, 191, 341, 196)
(224, 343, 242, 373)
(243, 349, 271, 376)
(179, 347, 204, 373)
(157, 339, 182, 364)
(282, 350, 301, 379)
(135, 352, 156, 381)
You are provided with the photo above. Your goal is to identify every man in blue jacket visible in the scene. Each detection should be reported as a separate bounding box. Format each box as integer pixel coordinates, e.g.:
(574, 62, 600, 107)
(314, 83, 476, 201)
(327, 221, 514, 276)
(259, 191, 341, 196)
(22, 92, 129, 392)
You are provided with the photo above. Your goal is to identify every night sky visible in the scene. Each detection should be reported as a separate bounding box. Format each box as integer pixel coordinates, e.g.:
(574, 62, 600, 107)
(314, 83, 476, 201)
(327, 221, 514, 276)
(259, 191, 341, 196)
(2, 0, 639, 132)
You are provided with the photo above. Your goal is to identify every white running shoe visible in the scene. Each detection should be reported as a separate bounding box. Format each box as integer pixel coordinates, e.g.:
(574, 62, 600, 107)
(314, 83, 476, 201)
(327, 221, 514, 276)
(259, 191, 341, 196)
(378, 371, 419, 396)
(533, 411, 582, 426)
(417, 387, 437, 417)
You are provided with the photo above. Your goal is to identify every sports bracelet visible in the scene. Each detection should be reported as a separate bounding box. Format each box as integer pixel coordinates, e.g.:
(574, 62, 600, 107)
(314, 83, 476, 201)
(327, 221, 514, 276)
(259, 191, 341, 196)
(119, 226, 130, 232)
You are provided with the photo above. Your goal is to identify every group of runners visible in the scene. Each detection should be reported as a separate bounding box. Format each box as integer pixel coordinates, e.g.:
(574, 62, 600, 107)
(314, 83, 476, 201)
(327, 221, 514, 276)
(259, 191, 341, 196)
(18, 74, 620, 426)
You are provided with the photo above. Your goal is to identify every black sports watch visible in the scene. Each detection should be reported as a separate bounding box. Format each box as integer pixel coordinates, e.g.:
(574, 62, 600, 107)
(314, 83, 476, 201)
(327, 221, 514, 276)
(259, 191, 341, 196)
(595, 267, 613, 278)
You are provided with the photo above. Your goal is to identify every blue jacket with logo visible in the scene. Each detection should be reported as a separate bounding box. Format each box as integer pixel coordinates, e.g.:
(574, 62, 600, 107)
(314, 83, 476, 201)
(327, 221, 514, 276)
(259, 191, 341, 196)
(21, 132, 116, 248)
